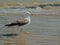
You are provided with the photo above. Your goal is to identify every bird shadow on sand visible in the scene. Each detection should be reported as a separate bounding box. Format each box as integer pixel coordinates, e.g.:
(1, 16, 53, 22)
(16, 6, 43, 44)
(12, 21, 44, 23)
(0, 26, 30, 45)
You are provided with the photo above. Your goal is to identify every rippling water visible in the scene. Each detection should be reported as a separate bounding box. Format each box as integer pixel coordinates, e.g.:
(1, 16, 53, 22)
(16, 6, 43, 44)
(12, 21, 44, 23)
(0, 8, 60, 45)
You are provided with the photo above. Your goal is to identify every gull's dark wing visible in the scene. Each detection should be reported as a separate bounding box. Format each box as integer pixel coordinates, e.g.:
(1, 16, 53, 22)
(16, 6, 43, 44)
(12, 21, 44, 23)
(5, 23, 18, 26)
(5, 20, 28, 27)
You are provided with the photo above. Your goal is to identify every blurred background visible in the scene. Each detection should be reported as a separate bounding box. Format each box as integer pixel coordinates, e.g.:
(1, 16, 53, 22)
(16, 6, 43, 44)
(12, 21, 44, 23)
(0, 0, 60, 45)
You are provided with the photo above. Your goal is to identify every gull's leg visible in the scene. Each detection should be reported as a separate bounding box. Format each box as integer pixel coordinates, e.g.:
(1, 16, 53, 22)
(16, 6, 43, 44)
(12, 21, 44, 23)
(0, 25, 16, 31)
(20, 27, 30, 35)
(0, 26, 8, 31)
(17, 27, 24, 35)
(23, 30, 30, 35)
(20, 27, 23, 32)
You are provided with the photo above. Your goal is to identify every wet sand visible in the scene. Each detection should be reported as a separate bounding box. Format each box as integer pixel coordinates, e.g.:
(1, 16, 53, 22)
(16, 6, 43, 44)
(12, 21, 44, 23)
(0, 9, 60, 45)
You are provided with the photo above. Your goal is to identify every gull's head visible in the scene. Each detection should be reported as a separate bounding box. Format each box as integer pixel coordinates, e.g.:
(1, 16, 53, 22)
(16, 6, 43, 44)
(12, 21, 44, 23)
(24, 11, 31, 18)
(25, 11, 36, 16)
(25, 11, 31, 15)
(24, 11, 31, 23)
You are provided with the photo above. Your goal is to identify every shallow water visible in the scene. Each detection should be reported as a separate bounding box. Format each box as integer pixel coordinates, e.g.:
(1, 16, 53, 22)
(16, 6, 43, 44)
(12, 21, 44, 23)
(0, 8, 60, 45)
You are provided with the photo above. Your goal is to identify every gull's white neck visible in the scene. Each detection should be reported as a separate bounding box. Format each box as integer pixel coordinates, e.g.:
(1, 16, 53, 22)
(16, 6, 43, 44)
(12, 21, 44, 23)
(24, 13, 31, 24)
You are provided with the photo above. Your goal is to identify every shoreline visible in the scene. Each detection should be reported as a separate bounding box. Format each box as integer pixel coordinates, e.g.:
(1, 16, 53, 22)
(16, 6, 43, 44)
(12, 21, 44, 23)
(0, 2, 60, 8)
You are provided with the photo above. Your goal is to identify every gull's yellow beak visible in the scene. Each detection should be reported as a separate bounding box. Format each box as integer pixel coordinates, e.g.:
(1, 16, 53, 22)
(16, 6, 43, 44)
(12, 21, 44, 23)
(26, 11, 36, 16)
(30, 13, 36, 16)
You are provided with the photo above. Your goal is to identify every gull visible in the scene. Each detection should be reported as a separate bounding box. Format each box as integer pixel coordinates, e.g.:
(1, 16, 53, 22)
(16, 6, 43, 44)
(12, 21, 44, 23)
(4, 11, 31, 34)
(5, 12, 31, 27)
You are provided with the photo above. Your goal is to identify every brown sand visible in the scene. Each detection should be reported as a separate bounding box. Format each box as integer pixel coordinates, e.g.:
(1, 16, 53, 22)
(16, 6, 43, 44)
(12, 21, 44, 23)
(4, 31, 30, 45)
